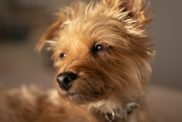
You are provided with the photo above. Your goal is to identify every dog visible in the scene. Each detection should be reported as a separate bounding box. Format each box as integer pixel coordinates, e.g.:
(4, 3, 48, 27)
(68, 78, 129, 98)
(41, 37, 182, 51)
(0, 0, 155, 122)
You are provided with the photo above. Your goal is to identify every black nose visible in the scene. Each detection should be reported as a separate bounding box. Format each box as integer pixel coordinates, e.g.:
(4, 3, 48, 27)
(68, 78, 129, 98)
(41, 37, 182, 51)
(56, 72, 78, 91)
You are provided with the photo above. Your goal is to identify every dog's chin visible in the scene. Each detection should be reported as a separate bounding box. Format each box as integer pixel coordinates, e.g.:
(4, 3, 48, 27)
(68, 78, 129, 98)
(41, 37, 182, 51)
(64, 93, 92, 105)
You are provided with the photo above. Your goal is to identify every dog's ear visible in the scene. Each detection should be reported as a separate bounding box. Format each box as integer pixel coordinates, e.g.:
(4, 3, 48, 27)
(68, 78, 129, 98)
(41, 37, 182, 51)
(35, 20, 63, 52)
(103, 0, 154, 56)
(103, 0, 150, 34)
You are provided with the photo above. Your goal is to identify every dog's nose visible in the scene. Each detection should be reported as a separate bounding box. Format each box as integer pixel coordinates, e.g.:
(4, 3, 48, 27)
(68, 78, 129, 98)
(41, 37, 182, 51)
(56, 72, 78, 91)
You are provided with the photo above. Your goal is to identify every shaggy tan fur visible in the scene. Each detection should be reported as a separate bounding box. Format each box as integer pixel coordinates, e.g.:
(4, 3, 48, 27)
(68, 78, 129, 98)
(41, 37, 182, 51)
(0, 0, 154, 122)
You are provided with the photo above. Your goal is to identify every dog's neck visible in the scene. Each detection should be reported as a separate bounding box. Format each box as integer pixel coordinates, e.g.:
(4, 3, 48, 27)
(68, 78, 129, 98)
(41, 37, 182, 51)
(88, 100, 139, 122)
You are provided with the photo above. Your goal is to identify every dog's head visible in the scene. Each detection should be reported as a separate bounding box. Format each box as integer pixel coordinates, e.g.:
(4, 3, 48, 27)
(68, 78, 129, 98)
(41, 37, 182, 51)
(36, 0, 154, 107)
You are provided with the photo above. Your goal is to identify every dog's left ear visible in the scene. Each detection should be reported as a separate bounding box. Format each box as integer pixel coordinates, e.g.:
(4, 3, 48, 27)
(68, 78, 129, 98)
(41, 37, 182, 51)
(103, 0, 150, 33)
(35, 20, 63, 52)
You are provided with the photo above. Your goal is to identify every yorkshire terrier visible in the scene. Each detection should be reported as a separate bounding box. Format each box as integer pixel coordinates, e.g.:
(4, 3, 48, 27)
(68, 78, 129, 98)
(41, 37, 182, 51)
(0, 0, 154, 122)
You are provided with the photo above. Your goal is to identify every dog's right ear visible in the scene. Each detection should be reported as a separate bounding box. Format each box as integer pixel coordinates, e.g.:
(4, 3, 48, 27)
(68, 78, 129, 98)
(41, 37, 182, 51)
(102, 0, 150, 37)
(35, 20, 63, 52)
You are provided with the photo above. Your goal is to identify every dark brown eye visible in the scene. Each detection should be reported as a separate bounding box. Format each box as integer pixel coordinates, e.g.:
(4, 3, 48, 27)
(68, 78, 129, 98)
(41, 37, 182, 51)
(60, 52, 66, 59)
(93, 44, 104, 53)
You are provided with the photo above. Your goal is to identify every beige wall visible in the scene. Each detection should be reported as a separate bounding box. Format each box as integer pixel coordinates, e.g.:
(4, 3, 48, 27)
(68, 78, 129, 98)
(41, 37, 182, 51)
(149, 0, 182, 89)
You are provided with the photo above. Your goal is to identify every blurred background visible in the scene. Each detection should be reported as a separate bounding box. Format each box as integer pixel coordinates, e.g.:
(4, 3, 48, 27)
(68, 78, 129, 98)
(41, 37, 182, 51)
(0, 0, 181, 122)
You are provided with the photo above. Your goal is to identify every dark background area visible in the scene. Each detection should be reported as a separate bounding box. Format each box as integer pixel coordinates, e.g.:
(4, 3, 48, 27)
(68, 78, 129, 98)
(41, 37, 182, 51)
(0, 0, 72, 88)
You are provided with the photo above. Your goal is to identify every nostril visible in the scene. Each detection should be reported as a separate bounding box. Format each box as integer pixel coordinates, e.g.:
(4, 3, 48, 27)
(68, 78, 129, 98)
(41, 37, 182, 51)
(57, 72, 78, 91)
(66, 72, 78, 81)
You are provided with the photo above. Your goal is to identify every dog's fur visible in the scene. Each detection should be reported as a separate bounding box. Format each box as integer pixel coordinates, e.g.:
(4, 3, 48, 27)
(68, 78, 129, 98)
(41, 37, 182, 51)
(0, 0, 154, 122)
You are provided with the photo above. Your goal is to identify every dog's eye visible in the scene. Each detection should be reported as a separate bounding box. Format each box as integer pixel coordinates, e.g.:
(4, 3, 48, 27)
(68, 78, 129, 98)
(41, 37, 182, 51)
(59, 52, 66, 59)
(93, 44, 104, 53)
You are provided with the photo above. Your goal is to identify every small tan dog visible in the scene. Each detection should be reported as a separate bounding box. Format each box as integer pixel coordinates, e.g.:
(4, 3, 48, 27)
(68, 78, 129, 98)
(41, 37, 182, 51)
(0, 0, 154, 122)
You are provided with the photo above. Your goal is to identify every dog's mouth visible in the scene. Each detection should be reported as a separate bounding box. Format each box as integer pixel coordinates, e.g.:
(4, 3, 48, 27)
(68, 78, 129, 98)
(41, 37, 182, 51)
(56, 74, 111, 104)
(64, 92, 89, 104)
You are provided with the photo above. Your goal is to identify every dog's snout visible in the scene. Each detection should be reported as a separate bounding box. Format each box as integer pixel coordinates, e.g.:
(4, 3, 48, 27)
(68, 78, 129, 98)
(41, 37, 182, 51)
(57, 72, 78, 91)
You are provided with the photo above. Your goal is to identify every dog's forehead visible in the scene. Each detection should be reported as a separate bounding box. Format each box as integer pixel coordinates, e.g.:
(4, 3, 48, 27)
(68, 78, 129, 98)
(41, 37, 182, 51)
(60, 17, 126, 45)
(55, 21, 92, 54)
(58, 19, 95, 46)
